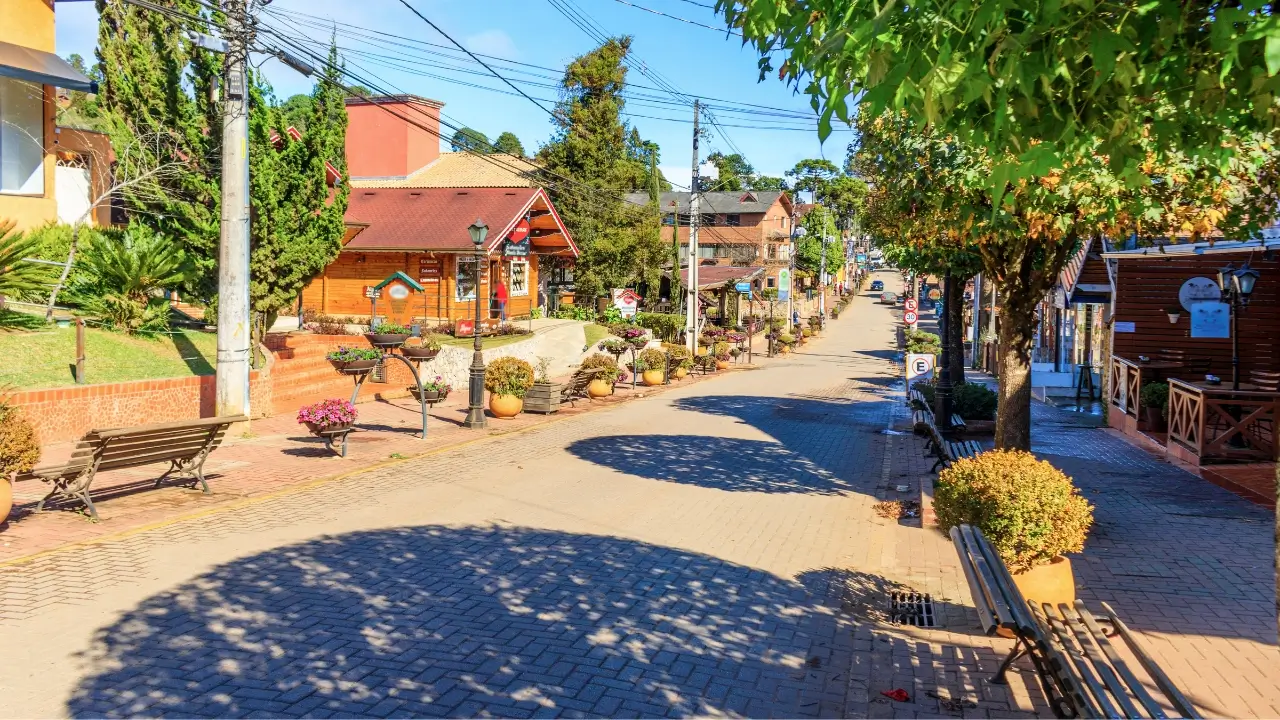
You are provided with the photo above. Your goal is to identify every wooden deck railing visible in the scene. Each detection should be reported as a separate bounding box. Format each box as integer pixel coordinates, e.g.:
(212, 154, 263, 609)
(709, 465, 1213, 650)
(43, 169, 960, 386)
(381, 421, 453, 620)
(1110, 356, 1142, 418)
(1168, 379, 1279, 463)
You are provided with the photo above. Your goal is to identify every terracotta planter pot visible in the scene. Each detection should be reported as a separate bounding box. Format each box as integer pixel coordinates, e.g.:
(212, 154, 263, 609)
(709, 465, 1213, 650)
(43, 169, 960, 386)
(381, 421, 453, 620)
(489, 393, 523, 419)
(673, 367, 688, 380)
(1012, 556, 1076, 608)
(0, 473, 13, 526)
(588, 378, 613, 398)
(400, 346, 440, 360)
(642, 370, 665, 386)
(329, 358, 378, 374)
(696, 347, 709, 356)
(715, 359, 730, 370)
(408, 387, 448, 404)
(305, 421, 353, 436)
(1142, 407, 1167, 432)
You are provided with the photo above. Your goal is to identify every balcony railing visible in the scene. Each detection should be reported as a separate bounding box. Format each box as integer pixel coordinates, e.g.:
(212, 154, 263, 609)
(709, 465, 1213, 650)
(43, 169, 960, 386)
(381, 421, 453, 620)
(1109, 356, 1143, 418)
(1168, 379, 1278, 463)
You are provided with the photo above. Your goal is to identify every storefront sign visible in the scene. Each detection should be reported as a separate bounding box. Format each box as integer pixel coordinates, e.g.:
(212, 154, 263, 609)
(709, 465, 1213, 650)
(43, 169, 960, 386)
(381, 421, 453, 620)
(612, 288, 641, 319)
(504, 238, 531, 257)
(363, 286, 379, 299)
(455, 319, 476, 337)
(1178, 277, 1222, 311)
(509, 218, 531, 243)
(387, 283, 410, 301)
(418, 257, 442, 283)
(1114, 321, 1136, 333)
(1190, 301, 1230, 338)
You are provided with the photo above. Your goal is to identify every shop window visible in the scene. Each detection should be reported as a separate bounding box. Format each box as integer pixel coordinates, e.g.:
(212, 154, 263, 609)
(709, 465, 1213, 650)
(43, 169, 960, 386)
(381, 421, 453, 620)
(456, 256, 479, 301)
(0, 78, 45, 195)
(766, 277, 777, 288)
(726, 214, 741, 226)
(508, 260, 529, 296)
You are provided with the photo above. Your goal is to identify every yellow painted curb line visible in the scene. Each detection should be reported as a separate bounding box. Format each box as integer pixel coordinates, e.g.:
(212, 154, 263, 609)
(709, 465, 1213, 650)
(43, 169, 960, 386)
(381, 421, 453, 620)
(0, 368, 731, 571)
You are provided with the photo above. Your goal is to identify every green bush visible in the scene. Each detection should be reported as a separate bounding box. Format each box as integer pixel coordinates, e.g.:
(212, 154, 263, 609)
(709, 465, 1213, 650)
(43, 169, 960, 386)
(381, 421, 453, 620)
(934, 450, 1094, 573)
(0, 400, 40, 476)
(1140, 382, 1170, 419)
(484, 357, 535, 398)
(68, 225, 193, 336)
(662, 343, 693, 369)
(372, 322, 410, 334)
(712, 341, 731, 360)
(904, 329, 941, 355)
(635, 312, 684, 342)
(580, 353, 621, 382)
(635, 347, 668, 372)
(952, 382, 997, 421)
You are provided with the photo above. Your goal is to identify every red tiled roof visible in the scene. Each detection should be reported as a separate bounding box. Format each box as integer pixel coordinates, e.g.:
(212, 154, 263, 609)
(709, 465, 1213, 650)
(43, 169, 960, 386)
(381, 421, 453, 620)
(679, 265, 764, 290)
(343, 187, 576, 255)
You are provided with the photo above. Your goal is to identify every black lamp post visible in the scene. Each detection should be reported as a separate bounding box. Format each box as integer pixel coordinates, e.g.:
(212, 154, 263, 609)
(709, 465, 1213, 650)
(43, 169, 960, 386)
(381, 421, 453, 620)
(936, 270, 954, 430)
(464, 218, 488, 429)
(1216, 262, 1260, 391)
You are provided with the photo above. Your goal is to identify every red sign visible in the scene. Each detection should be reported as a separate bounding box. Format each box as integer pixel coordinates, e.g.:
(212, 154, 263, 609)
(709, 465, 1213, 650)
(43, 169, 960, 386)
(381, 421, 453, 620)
(509, 218, 531, 243)
(904, 298, 918, 312)
(455, 319, 476, 337)
(904, 310, 919, 325)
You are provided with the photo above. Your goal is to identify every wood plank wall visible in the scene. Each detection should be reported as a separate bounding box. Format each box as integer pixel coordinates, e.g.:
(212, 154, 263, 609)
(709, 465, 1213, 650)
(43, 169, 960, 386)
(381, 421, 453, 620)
(300, 251, 541, 323)
(1112, 254, 1279, 378)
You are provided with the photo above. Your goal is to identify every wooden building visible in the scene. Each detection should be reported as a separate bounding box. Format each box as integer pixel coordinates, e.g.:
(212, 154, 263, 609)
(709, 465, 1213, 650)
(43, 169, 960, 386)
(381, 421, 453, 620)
(300, 187, 577, 324)
(1101, 238, 1279, 464)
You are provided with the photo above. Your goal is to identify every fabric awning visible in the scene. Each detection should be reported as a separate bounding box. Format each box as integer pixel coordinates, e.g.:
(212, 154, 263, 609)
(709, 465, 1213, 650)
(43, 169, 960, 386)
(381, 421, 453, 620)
(0, 41, 96, 93)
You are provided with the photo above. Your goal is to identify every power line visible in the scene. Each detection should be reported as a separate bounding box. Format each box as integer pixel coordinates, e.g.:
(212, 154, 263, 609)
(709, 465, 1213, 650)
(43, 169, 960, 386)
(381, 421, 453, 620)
(609, 0, 741, 36)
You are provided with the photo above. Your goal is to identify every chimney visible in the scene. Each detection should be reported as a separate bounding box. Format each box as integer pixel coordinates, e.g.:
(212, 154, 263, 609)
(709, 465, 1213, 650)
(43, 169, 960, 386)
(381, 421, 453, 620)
(344, 95, 445, 180)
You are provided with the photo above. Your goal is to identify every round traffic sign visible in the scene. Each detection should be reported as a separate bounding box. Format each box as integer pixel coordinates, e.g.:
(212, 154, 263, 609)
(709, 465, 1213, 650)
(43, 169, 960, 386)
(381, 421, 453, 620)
(904, 298, 918, 312)
(904, 310, 919, 325)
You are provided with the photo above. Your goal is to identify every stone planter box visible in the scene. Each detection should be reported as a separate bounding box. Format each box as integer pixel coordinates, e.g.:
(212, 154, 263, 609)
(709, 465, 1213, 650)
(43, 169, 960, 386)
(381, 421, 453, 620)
(523, 382, 562, 414)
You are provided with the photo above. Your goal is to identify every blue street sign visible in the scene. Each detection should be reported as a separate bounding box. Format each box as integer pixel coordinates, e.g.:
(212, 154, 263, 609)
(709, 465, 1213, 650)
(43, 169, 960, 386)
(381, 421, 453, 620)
(734, 282, 751, 293)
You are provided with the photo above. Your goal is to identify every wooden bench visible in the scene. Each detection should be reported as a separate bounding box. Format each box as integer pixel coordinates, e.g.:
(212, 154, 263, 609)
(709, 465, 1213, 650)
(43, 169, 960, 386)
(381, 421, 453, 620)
(560, 367, 602, 406)
(14, 415, 247, 521)
(950, 524, 1201, 719)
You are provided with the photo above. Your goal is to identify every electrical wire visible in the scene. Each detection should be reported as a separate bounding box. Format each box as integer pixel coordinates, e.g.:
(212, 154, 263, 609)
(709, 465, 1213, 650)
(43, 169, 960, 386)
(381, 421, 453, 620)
(609, 0, 741, 36)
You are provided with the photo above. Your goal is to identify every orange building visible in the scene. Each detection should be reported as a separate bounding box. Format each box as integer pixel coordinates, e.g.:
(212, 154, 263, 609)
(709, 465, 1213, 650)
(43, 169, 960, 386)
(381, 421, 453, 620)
(0, 0, 98, 230)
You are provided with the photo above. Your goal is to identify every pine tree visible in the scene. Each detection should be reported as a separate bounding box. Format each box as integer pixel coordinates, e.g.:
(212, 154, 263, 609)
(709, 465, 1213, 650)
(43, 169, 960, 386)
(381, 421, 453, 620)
(247, 45, 350, 329)
(536, 37, 664, 300)
(94, 0, 221, 299)
(493, 132, 525, 156)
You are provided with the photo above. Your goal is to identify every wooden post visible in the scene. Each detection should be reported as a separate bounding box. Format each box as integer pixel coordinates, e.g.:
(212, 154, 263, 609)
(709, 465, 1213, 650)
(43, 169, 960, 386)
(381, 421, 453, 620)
(75, 318, 86, 384)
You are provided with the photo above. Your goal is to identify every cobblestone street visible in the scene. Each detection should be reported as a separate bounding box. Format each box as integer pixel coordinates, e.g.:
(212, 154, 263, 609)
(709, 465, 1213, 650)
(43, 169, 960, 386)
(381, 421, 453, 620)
(0, 278, 1275, 718)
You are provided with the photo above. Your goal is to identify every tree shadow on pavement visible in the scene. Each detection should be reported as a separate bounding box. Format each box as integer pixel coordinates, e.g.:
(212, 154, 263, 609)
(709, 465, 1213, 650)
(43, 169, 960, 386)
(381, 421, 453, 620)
(68, 526, 858, 719)
(566, 434, 854, 494)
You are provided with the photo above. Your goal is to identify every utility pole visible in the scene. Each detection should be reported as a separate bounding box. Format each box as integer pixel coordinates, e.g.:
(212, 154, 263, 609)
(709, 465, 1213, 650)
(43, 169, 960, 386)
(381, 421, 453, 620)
(818, 232, 828, 325)
(685, 99, 701, 354)
(216, 0, 252, 418)
(787, 202, 797, 328)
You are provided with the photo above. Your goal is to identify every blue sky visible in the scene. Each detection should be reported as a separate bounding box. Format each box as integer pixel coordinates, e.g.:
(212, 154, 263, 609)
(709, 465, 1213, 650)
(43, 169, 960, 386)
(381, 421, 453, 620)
(53, 0, 853, 183)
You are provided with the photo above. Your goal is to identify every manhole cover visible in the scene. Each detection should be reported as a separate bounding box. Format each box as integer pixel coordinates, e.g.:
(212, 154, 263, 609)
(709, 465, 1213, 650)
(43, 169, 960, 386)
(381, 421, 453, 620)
(889, 591, 936, 627)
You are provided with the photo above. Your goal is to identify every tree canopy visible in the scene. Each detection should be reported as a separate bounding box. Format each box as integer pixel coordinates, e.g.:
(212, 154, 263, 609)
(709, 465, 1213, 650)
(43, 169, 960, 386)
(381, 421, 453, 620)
(493, 131, 525, 156)
(720, 0, 1280, 190)
(450, 127, 491, 153)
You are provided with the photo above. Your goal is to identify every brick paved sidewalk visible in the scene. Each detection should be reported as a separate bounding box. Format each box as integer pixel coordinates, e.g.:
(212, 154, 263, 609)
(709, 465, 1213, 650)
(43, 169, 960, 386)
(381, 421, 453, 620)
(0, 363, 749, 565)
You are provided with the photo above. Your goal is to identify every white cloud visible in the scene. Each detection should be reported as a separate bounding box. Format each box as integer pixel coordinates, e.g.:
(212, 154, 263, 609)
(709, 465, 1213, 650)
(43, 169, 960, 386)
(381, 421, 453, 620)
(463, 29, 518, 60)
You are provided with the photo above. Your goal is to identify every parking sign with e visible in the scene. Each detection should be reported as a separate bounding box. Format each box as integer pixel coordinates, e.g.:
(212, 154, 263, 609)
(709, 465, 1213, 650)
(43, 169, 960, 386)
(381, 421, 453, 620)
(904, 298, 917, 312)
(906, 353, 935, 383)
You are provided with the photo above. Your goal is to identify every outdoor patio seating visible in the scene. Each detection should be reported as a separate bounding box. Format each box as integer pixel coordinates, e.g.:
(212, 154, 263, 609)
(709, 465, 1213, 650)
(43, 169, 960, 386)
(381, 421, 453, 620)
(950, 525, 1202, 719)
(13, 415, 248, 521)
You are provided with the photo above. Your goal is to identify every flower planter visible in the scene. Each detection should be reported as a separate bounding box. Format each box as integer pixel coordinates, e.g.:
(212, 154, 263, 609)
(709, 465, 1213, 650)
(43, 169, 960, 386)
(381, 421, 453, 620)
(408, 387, 449, 404)
(365, 332, 409, 348)
(715, 359, 730, 371)
(0, 473, 13, 526)
(673, 367, 688, 380)
(588, 378, 613, 398)
(961, 420, 996, 436)
(1142, 406, 1167, 433)
(400, 347, 440, 360)
(1011, 556, 1076, 610)
(489, 393, 524, 419)
(641, 370, 664, 386)
(524, 383, 562, 414)
(329, 358, 379, 375)
(305, 421, 353, 436)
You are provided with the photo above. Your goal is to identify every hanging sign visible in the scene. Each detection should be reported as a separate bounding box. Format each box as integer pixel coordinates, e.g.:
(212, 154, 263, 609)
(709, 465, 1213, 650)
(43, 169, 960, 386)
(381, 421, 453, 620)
(906, 353, 935, 383)
(927, 288, 941, 300)
(1178, 277, 1222, 311)
(777, 268, 791, 301)
(418, 257, 442, 283)
(504, 238, 531, 257)
(735, 282, 751, 293)
(508, 217, 531, 243)
(363, 286, 379, 299)
(1190, 301, 1230, 338)
(1114, 321, 1136, 333)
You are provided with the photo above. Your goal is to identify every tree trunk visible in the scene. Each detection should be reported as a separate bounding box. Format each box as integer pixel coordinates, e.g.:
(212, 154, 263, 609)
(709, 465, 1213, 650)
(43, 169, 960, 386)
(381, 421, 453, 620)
(995, 311, 1034, 450)
(948, 276, 966, 384)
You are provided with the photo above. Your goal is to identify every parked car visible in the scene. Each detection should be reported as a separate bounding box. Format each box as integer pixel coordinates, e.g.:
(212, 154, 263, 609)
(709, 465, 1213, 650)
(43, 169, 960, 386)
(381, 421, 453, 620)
(879, 291, 898, 304)
(870, 280, 884, 291)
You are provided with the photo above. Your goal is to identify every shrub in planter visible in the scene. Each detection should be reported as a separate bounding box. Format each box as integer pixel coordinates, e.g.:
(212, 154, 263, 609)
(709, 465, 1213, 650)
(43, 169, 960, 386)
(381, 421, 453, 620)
(327, 346, 381, 373)
(911, 380, 936, 407)
(485, 357, 535, 399)
(777, 333, 795, 346)
(934, 450, 1093, 573)
(635, 347, 669, 384)
(581, 353, 622, 383)
(374, 322, 410, 334)
(297, 399, 358, 432)
(952, 382, 998, 421)
(662, 343, 693, 370)
(0, 400, 41, 524)
(598, 338, 630, 356)
(712, 341, 731, 361)
(1139, 382, 1170, 419)
(402, 334, 445, 358)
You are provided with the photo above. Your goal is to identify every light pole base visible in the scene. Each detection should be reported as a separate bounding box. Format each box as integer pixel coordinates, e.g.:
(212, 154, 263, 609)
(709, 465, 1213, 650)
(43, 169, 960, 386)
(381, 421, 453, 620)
(463, 409, 487, 429)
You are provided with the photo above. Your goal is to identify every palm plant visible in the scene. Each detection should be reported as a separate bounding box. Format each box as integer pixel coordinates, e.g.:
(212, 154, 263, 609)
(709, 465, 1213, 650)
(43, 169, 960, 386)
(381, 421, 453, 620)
(0, 221, 52, 303)
(70, 226, 192, 334)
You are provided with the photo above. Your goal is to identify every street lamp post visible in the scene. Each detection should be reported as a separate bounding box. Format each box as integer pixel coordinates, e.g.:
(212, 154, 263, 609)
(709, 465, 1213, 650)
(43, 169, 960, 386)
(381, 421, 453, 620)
(464, 219, 489, 429)
(1216, 262, 1260, 391)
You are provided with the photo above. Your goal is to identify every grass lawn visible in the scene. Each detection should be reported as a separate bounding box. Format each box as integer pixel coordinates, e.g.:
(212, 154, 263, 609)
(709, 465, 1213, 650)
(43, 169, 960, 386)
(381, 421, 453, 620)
(583, 323, 613, 349)
(0, 323, 218, 389)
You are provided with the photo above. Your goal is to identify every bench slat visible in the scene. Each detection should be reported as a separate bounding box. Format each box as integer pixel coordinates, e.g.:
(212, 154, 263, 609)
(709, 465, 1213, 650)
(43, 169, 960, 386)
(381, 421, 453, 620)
(958, 525, 1018, 632)
(96, 415, 247, 439)
(1101, 603, 1202, 719)
(1059, 603, 1134, 718)
(969, 527, 1039, 635)
(949, 526, 1000, 634)
(1073, 603, 1169, 719)
(1033, 602, 1113, 719)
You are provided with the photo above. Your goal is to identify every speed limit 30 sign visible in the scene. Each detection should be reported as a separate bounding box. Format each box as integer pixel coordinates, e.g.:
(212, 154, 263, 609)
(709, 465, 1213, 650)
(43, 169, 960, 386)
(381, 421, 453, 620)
(903, 309, 919, 325)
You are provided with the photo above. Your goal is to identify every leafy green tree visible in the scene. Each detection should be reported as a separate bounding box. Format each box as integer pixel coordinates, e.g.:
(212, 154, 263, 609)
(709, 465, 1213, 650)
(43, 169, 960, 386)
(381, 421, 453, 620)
(248, 47, 350, 330)
(94, 0, 221, 299)
(795, 205, 843, 278)
(493, 131, 525, 156)
(56, 53, 106, 131)
(721, 0, 1280, 190)
(706, 152, 754, 192)
(785, 158, 839, 202)
(821, 175, 868, 230)
(451, 127, 491, 153)
(537, 37, 665, 299)
(278, 93, 313, 133)
(750, 176, 786, 191)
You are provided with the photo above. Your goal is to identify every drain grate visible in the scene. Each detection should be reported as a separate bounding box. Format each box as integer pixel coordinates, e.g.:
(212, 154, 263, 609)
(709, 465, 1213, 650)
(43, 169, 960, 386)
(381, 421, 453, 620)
(889, 591, 936, 627)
